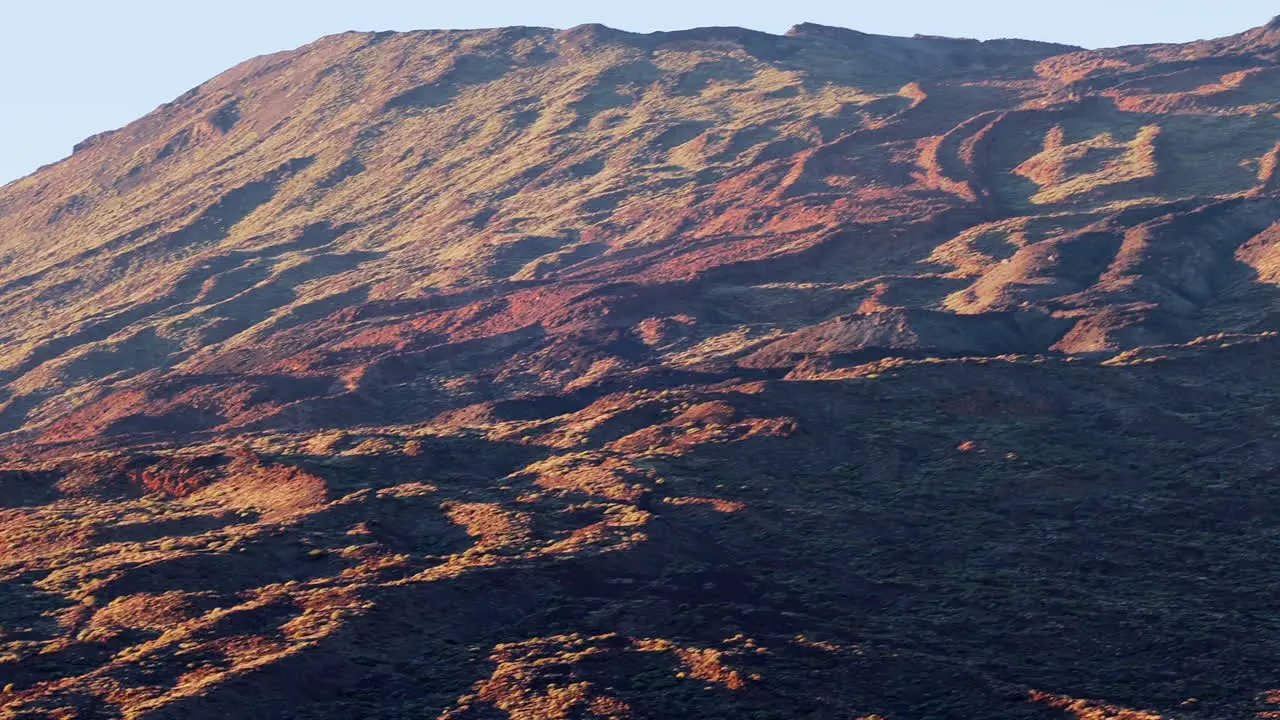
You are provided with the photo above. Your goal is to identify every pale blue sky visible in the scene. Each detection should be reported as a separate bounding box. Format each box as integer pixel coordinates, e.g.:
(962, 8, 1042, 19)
(1, 1, 1275, 185)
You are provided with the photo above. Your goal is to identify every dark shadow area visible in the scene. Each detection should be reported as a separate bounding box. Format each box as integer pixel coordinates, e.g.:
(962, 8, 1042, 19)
(151, 348, 1280, 718)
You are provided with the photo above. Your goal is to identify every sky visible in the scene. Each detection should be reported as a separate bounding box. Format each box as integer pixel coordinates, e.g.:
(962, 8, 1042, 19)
(1, 1, 1275, 186)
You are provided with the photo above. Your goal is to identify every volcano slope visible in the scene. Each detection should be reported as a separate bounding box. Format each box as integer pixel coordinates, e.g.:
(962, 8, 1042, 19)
(0, 17, 1278, 719)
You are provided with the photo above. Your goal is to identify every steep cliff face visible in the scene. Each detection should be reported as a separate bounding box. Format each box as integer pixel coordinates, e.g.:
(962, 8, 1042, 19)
(0, 18, 1277, 719)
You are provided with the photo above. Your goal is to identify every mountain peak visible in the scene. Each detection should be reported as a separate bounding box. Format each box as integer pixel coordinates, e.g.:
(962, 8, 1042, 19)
(555, 22, 633, 44)
(785, 22, 869, 40)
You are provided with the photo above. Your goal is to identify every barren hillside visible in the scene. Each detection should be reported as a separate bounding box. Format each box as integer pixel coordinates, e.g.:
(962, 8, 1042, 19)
(0, 17, 1277, 719)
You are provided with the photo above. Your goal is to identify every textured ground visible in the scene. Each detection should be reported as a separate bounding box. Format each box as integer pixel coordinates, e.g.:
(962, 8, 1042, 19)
(0, 16, 1277, 719)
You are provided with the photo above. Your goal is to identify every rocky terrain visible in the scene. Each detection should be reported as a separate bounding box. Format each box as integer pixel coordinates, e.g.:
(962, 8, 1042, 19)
(0, 15, 1277, 718)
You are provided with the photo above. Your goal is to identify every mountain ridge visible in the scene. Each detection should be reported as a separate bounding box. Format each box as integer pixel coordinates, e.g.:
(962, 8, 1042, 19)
(23, 14, 1279, 181)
